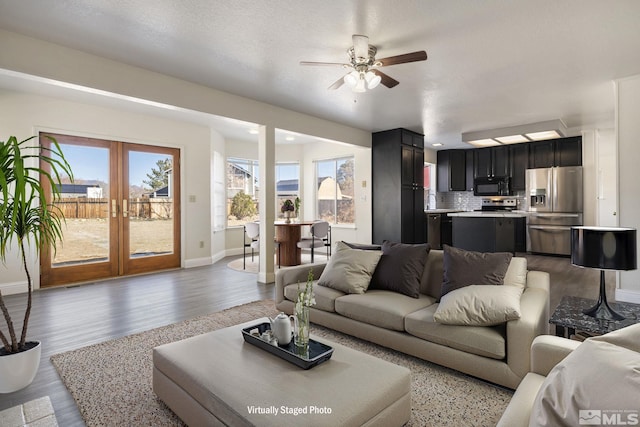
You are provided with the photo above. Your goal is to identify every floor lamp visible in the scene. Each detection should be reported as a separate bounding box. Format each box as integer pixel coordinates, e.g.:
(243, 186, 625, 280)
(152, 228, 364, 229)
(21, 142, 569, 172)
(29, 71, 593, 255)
(571, 226, 637, 321)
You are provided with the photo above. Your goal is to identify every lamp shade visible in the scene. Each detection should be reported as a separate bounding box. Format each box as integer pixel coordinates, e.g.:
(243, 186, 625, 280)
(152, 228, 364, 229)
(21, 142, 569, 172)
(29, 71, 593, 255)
(571, 227, 637, 271)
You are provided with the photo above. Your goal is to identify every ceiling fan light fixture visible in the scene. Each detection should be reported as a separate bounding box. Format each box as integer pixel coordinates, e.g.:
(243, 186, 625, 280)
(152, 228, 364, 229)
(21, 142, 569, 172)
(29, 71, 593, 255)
(365, 71, 381, 89)
(353, 77, 366, 93)
(344, 71, 359, 87)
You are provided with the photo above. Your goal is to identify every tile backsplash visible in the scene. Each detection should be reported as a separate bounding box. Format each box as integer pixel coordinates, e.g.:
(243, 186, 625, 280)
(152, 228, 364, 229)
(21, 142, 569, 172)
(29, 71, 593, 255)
(436, 191, 527, 211)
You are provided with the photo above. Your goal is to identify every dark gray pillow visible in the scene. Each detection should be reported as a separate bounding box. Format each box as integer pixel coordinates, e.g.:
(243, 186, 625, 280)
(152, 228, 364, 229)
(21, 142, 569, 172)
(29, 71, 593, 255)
(341, 241, 382, 251)
(369, 241, 431, 298)
(439, 245, 512, 301)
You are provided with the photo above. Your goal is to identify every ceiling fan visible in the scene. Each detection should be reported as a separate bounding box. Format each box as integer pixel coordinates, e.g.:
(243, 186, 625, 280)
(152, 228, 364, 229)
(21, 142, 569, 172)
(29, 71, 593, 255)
(300, 34, 427, 92)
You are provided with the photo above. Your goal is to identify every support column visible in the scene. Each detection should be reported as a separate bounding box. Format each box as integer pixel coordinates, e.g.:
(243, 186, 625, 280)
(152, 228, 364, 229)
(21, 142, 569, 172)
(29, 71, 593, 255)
(258, 125, 276, 283)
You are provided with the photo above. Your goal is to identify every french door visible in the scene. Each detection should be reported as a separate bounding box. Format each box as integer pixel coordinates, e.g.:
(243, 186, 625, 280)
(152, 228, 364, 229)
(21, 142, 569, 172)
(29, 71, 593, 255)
(40, 133, 181, 287)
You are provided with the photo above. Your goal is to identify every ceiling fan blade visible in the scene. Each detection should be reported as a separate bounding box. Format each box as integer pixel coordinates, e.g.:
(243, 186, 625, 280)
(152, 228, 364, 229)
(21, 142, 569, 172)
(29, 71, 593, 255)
(328, 76, 346, 90)
(352, 34, 370, 59)
(372, 70, 399, 88)
(377, 50, 428, 67)
(300, 61, 349, 67)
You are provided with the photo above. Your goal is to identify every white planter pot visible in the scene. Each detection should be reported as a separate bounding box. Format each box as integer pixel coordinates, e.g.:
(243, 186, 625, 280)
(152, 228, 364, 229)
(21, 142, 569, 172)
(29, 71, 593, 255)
(0, 341, 41, 393)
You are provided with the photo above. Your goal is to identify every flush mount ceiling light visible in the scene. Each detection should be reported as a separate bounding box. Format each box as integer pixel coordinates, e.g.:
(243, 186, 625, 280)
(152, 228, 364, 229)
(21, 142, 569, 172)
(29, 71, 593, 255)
(462, 120, 567, 148)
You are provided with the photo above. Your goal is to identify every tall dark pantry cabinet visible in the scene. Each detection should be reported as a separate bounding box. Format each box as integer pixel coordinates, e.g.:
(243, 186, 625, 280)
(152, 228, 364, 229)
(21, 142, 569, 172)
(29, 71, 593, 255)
(372, 128, 426, 244)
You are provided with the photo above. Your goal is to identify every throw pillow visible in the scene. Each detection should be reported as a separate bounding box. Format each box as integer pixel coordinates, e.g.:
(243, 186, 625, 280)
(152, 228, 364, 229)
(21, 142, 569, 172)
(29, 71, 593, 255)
(369, 241, 431, 298)
(433, 285, 523, 326)
(529, 324, 640, 427)
(439, 245, 512, 301)
(317, 241, 382, 294)
(341, 241, 382, 251)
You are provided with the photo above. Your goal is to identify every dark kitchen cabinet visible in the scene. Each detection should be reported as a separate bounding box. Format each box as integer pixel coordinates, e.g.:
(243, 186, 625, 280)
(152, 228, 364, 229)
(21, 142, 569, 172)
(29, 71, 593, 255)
(473, 146, 510, 178)
(372, 128, 426, 244)
(529, 136, 582, 168)
(555, 136, 582, 166)
(452, 216, 516, 253)
(510, 143, 529, 191)
(465, 150, 475, 192)
(437, 149, 466, 192)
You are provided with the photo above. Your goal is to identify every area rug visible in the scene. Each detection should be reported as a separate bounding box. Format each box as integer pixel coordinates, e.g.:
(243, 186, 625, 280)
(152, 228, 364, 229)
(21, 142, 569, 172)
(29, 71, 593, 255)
(51, 300, 512, 426)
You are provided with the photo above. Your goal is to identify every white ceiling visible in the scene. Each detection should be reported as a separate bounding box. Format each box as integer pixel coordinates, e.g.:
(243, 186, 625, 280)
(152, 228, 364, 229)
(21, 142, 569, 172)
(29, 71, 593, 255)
(1, 0, 640, 149)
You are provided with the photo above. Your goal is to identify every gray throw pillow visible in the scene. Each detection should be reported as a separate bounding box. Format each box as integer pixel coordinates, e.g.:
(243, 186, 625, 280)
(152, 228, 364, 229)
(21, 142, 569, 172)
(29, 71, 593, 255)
(317, 241, 383, 294)
(369, 241, 431, 298)
(439, 245, 512, 301)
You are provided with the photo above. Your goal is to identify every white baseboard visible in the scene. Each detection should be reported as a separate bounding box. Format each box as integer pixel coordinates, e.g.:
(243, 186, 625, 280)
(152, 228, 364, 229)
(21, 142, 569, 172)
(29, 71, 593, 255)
(184, 257, 213, 268)
(0, 280, 28, 296)
(615, 288, 640, 304)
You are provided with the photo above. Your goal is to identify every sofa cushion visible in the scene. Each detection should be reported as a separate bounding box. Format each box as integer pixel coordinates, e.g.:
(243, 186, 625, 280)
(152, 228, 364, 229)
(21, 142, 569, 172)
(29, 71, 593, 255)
(433, 284, 524, 326)
(369, 241, 431, 298)
(317, 241, 382, 294)
(341, 241, 382, 251)
(405, 304, 506, 359)
(439, 245, 512, 300)
(529, 324, 640, 427)
(283, 281, 344, 313)
(334, 290, 436, 331)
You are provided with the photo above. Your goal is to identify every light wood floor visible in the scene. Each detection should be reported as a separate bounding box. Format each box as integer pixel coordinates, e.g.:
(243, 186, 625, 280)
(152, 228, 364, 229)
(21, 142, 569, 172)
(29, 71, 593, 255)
(0, 253, 610, 426)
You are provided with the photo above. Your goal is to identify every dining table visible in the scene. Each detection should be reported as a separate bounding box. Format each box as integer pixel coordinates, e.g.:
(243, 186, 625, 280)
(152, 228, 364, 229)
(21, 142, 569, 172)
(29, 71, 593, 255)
(274, 220, 315, 266)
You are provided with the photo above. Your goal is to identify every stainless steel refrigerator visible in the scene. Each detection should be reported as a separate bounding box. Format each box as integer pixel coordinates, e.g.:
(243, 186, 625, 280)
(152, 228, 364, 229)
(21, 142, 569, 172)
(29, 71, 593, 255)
(526, 166, 583, 255)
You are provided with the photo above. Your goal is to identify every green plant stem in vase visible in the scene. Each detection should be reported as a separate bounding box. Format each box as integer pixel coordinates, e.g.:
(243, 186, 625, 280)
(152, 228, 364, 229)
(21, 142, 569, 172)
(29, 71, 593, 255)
(294, 269, 316, 352)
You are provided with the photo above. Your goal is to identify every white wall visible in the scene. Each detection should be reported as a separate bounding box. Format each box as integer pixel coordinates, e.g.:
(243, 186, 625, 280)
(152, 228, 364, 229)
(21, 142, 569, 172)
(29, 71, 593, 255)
(616, 74, 640, 303)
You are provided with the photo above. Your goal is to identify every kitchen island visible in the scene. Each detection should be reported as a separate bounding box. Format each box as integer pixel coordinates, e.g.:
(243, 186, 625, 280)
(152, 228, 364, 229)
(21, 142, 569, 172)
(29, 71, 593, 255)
(448, 211, 528, 253)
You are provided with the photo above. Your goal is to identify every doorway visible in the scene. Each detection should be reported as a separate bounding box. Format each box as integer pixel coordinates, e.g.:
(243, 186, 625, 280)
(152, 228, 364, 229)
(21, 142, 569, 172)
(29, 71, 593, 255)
(40, 133, 181, 287)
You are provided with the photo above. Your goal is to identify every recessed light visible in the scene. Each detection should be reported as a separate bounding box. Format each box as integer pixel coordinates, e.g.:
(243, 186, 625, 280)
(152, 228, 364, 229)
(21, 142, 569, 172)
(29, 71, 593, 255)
(495, 135, 529, 144)
(468, 139, 501, 147)
(431, 143, 443, 147)
(525, 130, 561, 141)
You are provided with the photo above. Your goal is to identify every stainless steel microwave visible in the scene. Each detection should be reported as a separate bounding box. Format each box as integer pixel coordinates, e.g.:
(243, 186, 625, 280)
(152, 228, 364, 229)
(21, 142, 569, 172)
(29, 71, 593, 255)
(473, 176, 510, 196)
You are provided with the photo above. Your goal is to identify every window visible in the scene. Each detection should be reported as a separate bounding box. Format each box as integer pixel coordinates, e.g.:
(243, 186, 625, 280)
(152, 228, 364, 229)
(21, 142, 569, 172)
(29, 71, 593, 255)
(315, 157, 355, 224)
(227, 157, 259, 227)
(276, 162, 300, 219)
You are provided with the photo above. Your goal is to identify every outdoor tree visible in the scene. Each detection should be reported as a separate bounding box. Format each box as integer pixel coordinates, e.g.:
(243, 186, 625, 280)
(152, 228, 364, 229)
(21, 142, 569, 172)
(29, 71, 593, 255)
(230, 191, 257, 220)
(336, 159, 355, 223)
(143, 158, 172, 191)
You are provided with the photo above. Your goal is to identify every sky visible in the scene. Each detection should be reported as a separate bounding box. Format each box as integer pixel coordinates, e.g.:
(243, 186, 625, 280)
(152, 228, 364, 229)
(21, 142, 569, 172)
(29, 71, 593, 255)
(60, 144, 170, 188)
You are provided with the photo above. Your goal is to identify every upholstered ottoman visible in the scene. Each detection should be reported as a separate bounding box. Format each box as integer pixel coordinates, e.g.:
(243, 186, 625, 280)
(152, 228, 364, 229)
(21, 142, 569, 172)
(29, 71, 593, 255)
(153, 318, 411, 426)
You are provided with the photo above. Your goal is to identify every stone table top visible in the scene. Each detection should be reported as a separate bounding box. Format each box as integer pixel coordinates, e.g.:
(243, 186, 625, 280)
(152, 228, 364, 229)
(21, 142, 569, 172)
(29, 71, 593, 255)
(549, 296, 640, 335)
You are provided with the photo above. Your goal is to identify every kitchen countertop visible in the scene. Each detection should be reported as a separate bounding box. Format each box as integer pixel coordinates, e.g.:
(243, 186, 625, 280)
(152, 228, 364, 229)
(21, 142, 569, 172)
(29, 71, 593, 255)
(424, 209, 464, 214)
(447, 211, 528, 218)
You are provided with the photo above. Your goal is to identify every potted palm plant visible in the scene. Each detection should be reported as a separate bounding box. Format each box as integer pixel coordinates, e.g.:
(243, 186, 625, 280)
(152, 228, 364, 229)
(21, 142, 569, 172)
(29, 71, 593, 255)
(0, 135, 72, 393)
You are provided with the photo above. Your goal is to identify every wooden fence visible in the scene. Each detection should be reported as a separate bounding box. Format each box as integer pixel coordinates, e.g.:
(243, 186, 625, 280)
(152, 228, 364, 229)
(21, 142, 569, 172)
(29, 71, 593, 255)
(54, 198, 173, 219)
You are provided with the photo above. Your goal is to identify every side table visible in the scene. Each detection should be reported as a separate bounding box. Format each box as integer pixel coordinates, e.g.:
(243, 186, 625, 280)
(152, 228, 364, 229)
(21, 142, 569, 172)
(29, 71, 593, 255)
(550, 295, 640, 338)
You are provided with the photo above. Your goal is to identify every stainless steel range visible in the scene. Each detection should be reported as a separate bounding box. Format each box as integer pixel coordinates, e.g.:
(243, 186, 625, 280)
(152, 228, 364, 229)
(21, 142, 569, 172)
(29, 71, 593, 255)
(526, 166, 583, 256)
(477, 198, 517, 212)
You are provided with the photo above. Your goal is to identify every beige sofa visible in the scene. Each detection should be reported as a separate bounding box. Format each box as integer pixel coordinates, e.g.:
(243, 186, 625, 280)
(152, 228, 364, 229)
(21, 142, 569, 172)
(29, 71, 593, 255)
(275, 249, 550, 389)
(498, 324, 640, 426)
(497, 335, 581, 426)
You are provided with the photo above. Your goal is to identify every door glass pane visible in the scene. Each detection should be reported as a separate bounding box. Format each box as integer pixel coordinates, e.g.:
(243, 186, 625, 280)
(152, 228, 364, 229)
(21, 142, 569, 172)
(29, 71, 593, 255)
(53, 144, 110, 266)
(128, 151, 174, 258)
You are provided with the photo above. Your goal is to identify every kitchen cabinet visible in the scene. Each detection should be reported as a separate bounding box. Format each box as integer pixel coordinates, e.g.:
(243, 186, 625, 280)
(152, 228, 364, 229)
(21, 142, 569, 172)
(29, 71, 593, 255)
(426, 211, 454, 249)
(372, 128, 426, 244)
(473, 146, 510, 178)
(529, 136, 582, 168)
(465, 150, 475, 192)
(452, 216, 518, 253)
(436, 149, 466, 192)
(510, 143, 529, 191)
